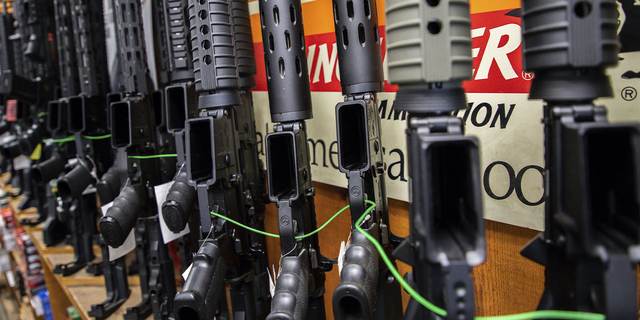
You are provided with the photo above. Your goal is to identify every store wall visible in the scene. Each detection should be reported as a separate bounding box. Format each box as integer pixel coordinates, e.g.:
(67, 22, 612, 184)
(263, 182, 640, 318)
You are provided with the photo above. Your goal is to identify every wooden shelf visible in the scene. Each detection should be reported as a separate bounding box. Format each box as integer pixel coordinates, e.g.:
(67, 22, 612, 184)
(3, 184, 148, 320)
(67, 285, 145, 320)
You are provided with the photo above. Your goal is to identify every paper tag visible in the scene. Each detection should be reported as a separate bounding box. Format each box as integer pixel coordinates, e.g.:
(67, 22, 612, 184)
(267, 266, 276, 297)
(182, 262, 193, 281)
(154, 181, 190, 244)
(13, 155, 31, 170)
(0, 251, 10, 273)
(29, 143, 42, 160)
(101, 201, 136, 261)
(32, 295, 44, 316)
(338, 241, 347, 276)
(5, 271, 14, 287)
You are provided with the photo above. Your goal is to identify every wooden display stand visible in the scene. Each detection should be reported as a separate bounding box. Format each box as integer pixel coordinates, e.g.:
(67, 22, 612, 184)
(2, 176, 638, 319)
(2, 180, 147, 320)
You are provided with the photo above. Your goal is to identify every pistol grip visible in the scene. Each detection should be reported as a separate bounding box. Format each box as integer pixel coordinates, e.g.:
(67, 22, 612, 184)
(267, 249, 309, 320)
(333, 224, 379, 320)
(174, 241, 226, 320)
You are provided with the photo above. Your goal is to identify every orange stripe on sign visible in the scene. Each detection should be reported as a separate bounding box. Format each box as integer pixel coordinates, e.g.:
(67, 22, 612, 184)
(470, 0, 520, 14)
(250, 0, 519, 41)
(251, 0, 385, 41)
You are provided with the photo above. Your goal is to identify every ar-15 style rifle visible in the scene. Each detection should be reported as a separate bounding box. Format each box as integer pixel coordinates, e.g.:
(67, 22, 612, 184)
(384, 0, 486, 319)
(0, 0, 39, 104)
(156, 0, 200, 274)
(90, 3, 132, 316)
(53, 0, 115, 280)
(172, 0, 264, 318)
(519, 0, 640, 318)
(98, 0, 177, 318)
(257, 0, 333, 318)
(1, 0, 57, 212)
(330, 0, 403, 318)
(25, 0, 81, 248)
(230, 1, 271, 316)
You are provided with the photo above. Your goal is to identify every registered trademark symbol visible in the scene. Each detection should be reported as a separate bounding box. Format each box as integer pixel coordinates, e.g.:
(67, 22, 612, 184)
(621, 86, 637, 101)
(522, 71, 534, 81)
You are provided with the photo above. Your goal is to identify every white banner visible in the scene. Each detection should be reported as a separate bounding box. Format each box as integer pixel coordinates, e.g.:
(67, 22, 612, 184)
(252, 51, 640, 231)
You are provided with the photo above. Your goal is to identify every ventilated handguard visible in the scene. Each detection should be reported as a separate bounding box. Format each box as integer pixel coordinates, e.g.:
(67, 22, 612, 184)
(332, 0, 384, 95)
(258, 0, 312, 122)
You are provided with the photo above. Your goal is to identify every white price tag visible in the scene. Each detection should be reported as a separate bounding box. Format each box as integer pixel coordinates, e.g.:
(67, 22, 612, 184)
(32, 295, 44, 316)
(337, 240, 347, 277)
(182, 262, 193, 281)
(154, 181, 190, 244)
(101, 201, 136, 261)
(6, 271, 15, 287)
(0, 251, 10, 273)
(267, 266, 277, 297)
(13, 155, 31, 170)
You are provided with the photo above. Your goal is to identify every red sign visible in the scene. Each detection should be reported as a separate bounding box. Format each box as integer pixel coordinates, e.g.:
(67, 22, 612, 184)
(253, 8, 529, 94)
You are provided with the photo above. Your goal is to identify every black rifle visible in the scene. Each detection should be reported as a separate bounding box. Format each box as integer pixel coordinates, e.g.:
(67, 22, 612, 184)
(54, 0, 115, 279)
(330, 0, 403, 318)
(172, 1, 259, 319)
(90, 4, 131, 314)
(98, 0, 177, 318)
(156, 0, 200, 274)
(258, 0, 333, 318)
(0, 0, 57, 212)
(384, 0, 486, 319)
(519, 0, 640, 318)
(230, 1, 271, 317)
(23, 0, 81, 246)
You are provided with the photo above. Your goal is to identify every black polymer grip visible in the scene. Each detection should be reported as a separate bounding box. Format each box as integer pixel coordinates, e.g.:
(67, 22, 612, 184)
(18, 121, 45, 156)
(164, 0, 194, 83)
(162, 170, 197, 233)
(332, 0, 384, 95)
(115, 0, 153, 95)
(188, 0, 240, 95)
(70, 0, 110, 97)
(31, 152, 66, 185)
(268, 249, 309, 320)
(57, 160, 96, 203)
(100, 184, 145, 248)
(97, 166, 121, 204)
(54, 0, 81, 98)
(258, 0, 312, 122)
(174, 241, 226, 320)
(230, 0, 255, 79)
(333, 225, 379, 320)
(1, 139, 22, 160)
